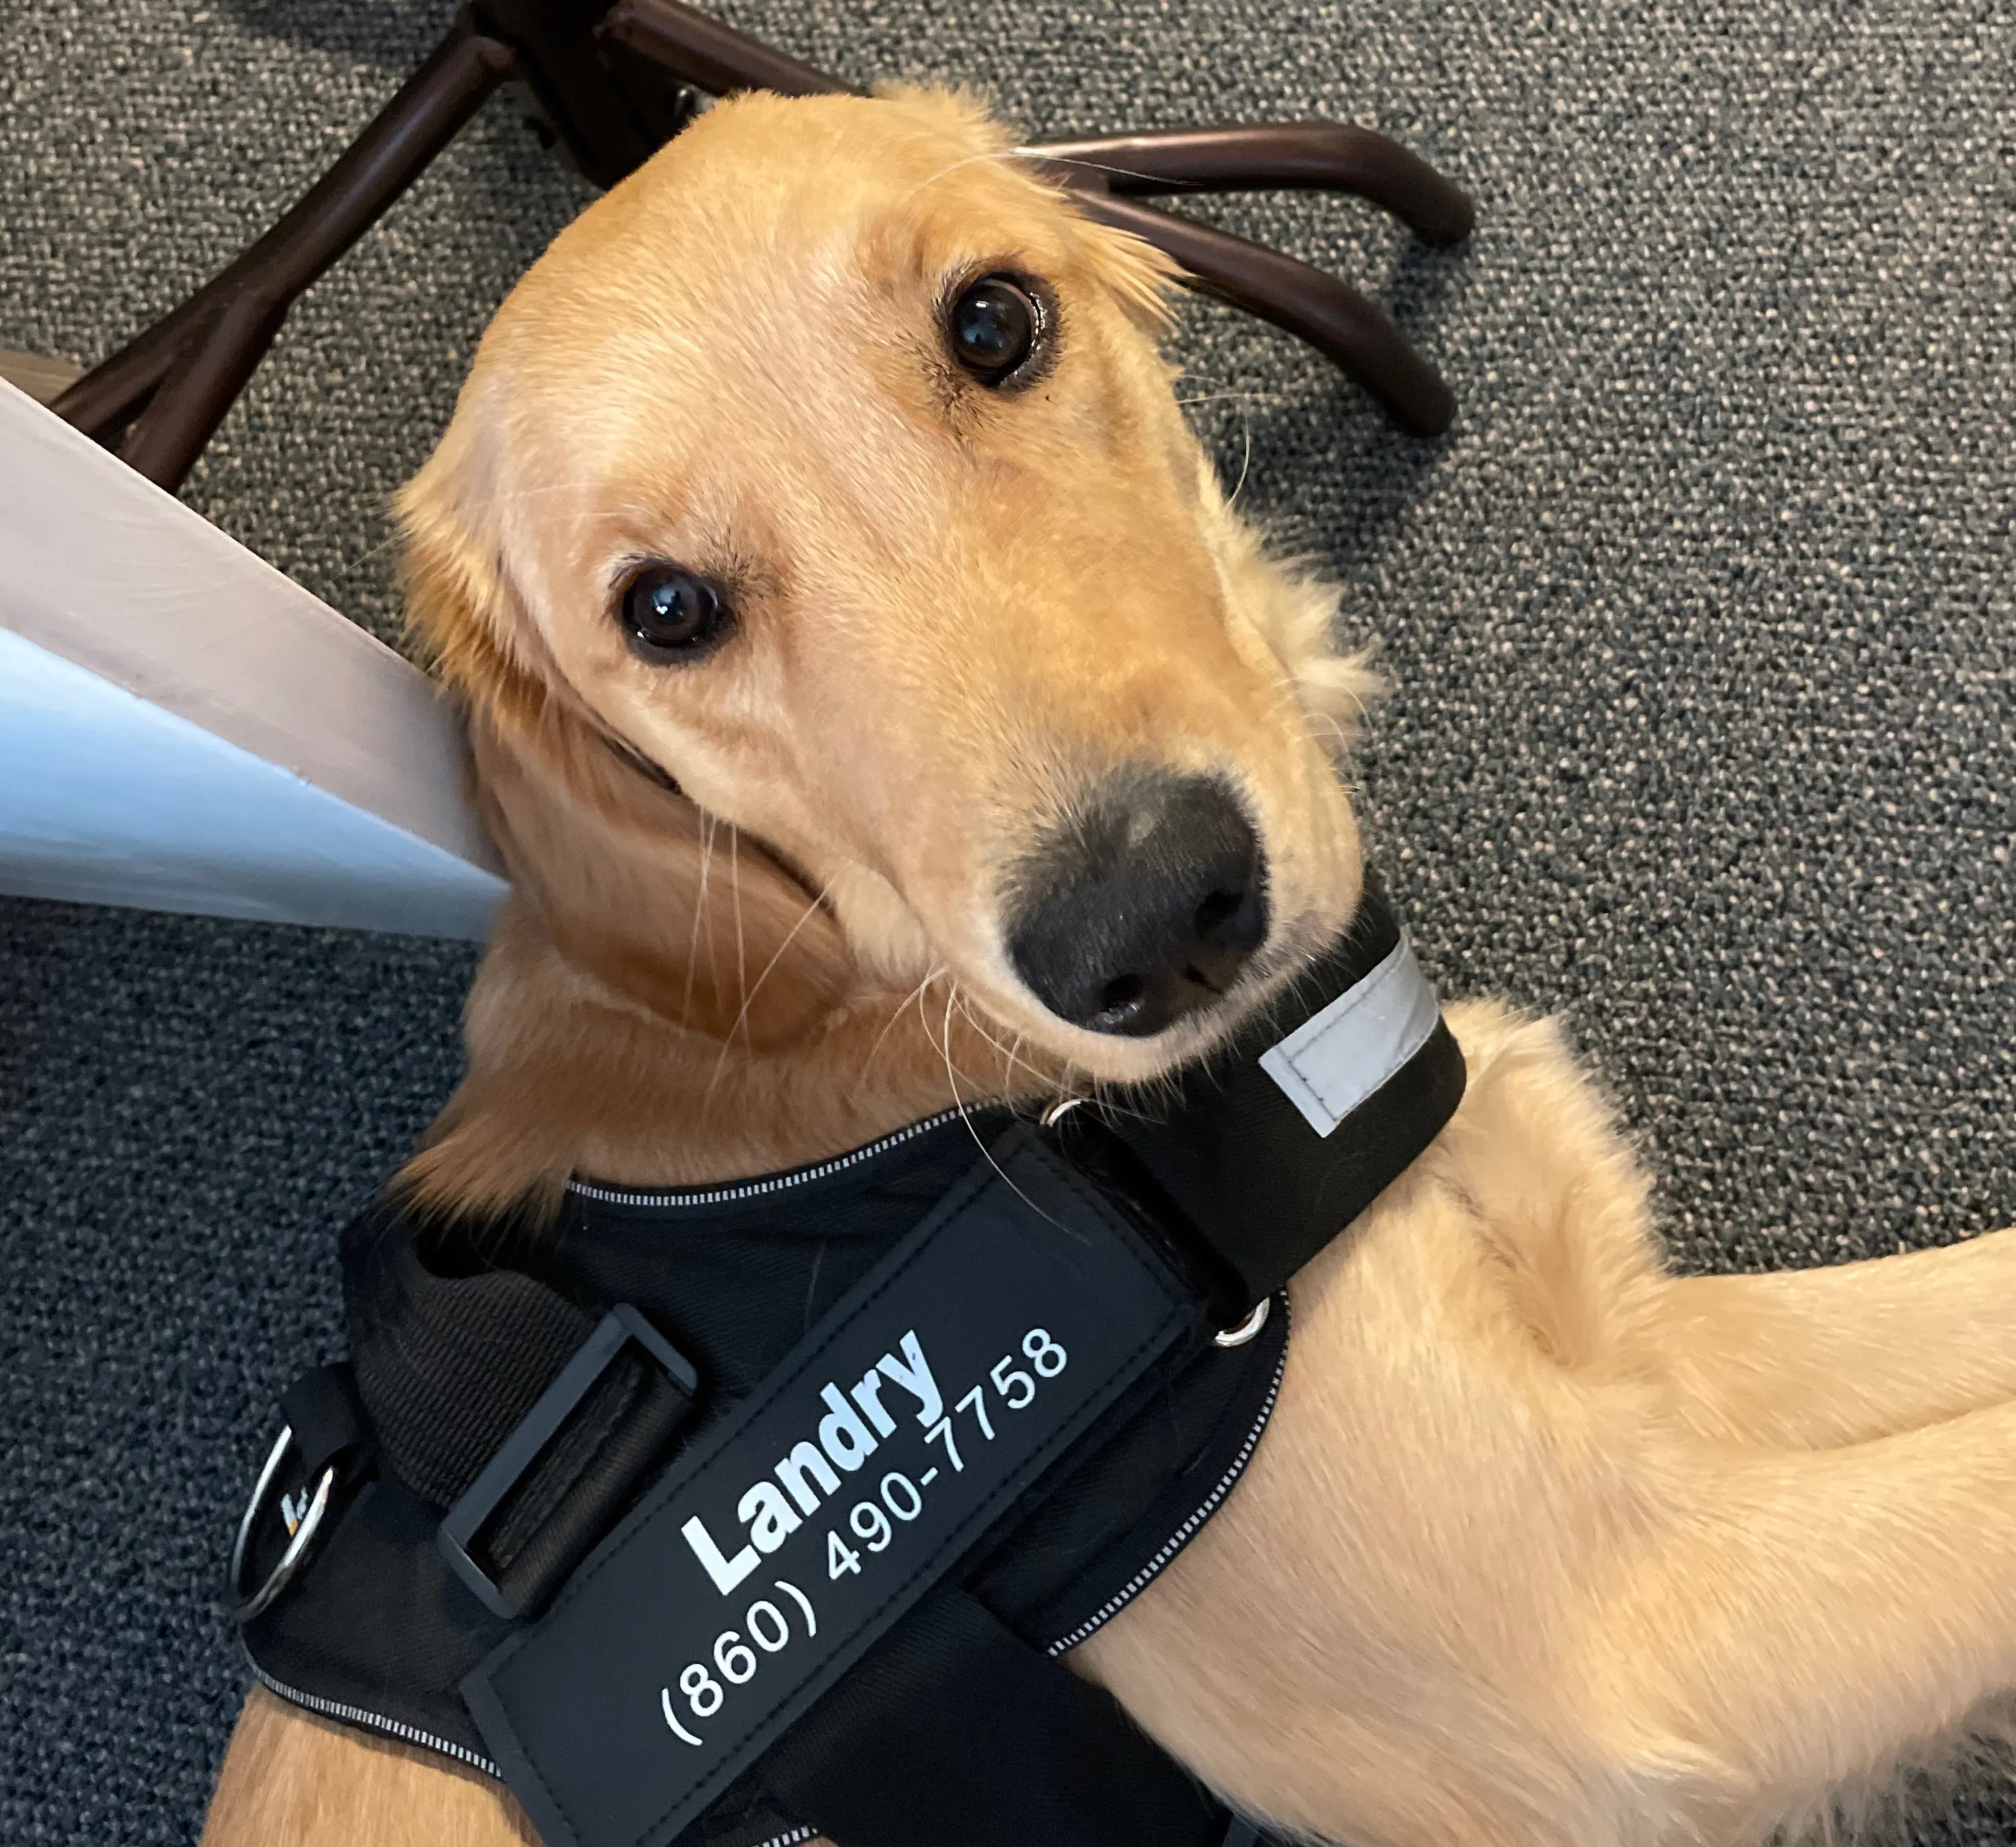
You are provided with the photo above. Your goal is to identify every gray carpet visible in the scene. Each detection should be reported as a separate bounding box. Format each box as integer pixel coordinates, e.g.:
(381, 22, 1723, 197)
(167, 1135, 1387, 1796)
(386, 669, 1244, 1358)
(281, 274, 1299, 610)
(2, 0, 2013, 1840)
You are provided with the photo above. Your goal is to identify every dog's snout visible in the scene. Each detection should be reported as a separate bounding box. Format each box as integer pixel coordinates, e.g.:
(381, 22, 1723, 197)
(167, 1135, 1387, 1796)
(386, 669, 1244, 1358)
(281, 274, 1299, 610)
(1005, 772, 1269, 1037)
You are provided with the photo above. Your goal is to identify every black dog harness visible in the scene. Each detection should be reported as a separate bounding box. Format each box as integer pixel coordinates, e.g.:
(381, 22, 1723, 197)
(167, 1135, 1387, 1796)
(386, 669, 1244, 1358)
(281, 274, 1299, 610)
(229, 888, 1464, 1847)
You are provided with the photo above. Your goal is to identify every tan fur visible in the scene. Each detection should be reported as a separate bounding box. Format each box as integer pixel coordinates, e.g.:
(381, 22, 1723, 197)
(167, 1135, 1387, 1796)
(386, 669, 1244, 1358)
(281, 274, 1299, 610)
(204, 1687, 542, 1844)
(203, 87, 2016, 1847)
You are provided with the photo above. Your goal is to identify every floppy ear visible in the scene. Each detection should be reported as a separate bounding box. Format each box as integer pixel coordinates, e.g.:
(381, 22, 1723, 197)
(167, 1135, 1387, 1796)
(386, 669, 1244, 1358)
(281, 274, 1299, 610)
(394, 385, 857, 1049)
(463, 697, 856, 1037)
(396, 377, 552, 742)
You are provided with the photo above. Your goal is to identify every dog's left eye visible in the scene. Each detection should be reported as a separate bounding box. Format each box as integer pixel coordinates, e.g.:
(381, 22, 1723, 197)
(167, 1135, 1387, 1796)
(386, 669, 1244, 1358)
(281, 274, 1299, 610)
(618, 564, 734, 664)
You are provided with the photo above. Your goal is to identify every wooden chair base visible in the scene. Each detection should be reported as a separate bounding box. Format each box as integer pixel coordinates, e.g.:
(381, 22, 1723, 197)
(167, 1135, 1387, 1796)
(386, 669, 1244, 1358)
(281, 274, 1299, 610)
(53, 0, 1476, 496)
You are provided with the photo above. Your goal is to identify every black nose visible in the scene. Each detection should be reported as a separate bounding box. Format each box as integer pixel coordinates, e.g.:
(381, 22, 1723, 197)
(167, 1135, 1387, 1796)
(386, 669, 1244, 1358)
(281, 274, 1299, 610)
(1005, 771, 1269, 1037)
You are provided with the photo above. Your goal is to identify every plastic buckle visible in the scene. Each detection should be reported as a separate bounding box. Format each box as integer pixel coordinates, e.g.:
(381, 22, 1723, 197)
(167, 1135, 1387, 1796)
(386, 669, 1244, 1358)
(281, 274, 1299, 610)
(438, 1303, 698, 1620)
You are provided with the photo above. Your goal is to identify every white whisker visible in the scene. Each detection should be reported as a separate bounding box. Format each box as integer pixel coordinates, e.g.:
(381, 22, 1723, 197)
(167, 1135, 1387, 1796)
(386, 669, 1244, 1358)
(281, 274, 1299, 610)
(865, 967, 943, 1072)
(1174, 388, 1272, 411)
(1006, 147, 1185, 192)
(903, 145, 1048, 201)
(684, 813, 716, 1027)
(1227, 404, 1255, 508)
(952, 990, 1044, 1095)
(936, 986, 1072, 1234)
(708, 886, 829, 1097)
(728, 823, 748, 1037)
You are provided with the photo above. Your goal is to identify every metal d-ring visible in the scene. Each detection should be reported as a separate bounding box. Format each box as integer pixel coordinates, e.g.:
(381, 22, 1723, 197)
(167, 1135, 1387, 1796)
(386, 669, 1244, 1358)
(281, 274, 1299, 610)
(227, 1424, 337, 1625)
(1213, 1298, 1272, 1348)
(1040, 1096, 1087, 1129)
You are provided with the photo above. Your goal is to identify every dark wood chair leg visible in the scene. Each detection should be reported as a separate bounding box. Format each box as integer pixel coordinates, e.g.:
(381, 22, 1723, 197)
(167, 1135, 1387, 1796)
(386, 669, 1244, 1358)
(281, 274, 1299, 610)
(474, 0, 704, 187)
(1028, 124, 1474, 247)
(52, 17, 517, 489)
(50, 0, 1475, 495)
(600, 0, 1466, 433)
(1077, 194, 1456, 437)
(599, 0, 854, 101)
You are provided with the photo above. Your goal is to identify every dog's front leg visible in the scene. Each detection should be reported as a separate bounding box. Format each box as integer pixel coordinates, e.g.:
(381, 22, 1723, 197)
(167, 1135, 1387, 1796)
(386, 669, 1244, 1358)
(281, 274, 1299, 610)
(1579, 1398, 2016, 1844)
(1079, 1357, 2016, 1847)
(202, 1688, 538, 1846)
(1657, 1226, 2016, 1449)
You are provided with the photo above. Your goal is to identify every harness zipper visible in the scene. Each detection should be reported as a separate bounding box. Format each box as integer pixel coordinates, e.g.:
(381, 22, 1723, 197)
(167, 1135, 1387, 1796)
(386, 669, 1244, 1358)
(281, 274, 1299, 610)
(249, 1660, 500, 1776)
(568, 1107, 976, 1209)
(254, 1661, 818, 1847)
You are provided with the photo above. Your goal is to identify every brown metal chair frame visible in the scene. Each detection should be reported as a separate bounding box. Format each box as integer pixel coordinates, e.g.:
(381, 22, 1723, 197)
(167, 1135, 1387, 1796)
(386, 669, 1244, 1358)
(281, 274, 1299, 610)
(50, 0, 1476, 497)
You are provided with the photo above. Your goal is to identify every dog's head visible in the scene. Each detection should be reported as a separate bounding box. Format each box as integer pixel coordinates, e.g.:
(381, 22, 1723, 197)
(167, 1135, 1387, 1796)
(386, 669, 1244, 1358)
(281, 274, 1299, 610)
(402, 88, 1374, 1088)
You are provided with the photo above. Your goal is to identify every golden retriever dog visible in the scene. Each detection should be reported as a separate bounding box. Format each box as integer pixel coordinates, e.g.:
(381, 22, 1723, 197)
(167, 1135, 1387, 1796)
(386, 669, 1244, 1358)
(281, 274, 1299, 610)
(202, 85, 2016, 1847)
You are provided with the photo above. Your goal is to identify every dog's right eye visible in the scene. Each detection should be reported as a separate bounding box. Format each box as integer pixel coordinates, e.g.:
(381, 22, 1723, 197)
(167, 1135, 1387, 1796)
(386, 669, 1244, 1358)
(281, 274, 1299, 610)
(948, 275, 1041, 384)
(618, 564, 734, 664)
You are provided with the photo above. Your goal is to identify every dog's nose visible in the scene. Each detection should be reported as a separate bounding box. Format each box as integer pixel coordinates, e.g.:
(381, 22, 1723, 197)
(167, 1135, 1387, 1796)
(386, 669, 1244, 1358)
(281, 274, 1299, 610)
(1005, 772, 1269, 1037)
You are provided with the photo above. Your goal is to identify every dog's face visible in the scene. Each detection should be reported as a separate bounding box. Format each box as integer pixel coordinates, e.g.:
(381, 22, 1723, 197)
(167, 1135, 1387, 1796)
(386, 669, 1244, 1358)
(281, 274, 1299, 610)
(403, 89, 1370, 1086)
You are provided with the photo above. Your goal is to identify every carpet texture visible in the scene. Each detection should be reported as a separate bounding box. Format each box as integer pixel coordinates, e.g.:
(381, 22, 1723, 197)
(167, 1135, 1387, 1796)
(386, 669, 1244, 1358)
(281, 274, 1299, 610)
(2, 0, 2012, 1840)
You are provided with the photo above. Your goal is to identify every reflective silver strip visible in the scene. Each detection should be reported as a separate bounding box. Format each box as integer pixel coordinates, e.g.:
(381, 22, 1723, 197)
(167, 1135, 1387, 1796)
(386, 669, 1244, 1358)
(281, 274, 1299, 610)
(569, 1107, 972, 1208)
(1257, 937, 1439, 1138)
(1045, 1295, 1290, 1656)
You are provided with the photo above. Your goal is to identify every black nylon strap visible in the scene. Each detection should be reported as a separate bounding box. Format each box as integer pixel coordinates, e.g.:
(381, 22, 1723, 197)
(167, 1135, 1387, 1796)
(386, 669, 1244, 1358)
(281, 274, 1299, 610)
(250, 883, 1462, 1847)
(1094, 887, 1466, 1314)
(278, 1363, 370, 1477)
(758, 1586, 1231, 1847)
(347, 1202, 598, 1508)
(476, 1350, 694, 1617)
(344, 1203, 695, 1619)
(462, 1131, 1195, 1847)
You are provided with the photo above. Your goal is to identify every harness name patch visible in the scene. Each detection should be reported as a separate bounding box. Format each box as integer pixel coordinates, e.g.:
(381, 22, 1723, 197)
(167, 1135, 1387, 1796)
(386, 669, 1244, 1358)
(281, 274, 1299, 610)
(461, 1129, 1189, 1847)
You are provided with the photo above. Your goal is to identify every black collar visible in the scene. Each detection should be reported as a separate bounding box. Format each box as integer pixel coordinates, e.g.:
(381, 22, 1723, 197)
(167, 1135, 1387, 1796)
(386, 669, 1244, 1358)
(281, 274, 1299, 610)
(1068, 879, 1460, 1318)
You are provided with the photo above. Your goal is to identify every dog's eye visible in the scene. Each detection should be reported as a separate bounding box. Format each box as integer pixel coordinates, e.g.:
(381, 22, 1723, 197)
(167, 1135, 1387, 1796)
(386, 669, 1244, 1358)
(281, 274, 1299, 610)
(618, 564, 733, 663)
(948, 275, 1040, 383)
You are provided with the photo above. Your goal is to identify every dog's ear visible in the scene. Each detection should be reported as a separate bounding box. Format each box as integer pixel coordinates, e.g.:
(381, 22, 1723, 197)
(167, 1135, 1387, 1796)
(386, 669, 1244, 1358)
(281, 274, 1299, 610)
(396, 375, 551, 742)
(395, 384, 857, 1050)
(465, 697, 856, 1047)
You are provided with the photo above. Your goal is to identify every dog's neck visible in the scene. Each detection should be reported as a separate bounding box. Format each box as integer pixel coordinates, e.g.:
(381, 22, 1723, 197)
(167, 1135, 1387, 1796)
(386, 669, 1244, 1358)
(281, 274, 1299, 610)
(398, 703, 1055, 1220)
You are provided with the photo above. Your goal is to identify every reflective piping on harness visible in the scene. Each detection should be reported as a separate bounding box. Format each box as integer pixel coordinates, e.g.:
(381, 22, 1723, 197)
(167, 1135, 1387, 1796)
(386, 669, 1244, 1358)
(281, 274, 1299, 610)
(257, 1651, 821, 1847)
(567, 1107, 973, 1208)
(249, 1660, 500, 1776)
(1045, 1293, 1291, 1657)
